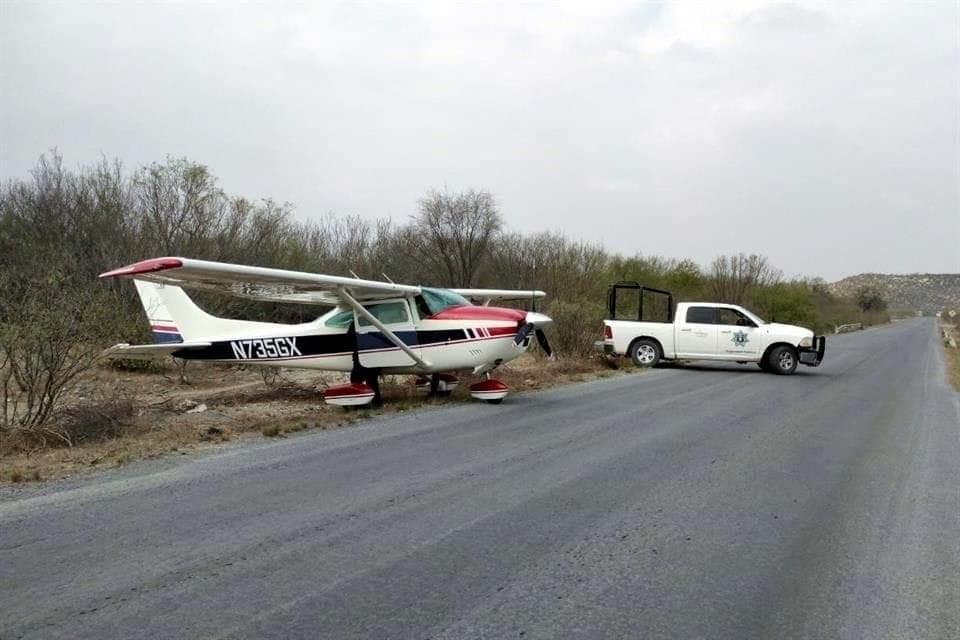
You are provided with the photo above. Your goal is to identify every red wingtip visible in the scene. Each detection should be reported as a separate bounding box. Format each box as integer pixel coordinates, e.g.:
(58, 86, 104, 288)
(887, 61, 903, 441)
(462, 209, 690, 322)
(99, 257, 183, 279)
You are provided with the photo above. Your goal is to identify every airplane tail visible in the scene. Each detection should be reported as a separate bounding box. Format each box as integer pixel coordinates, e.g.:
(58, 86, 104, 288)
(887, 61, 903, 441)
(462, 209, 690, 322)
(133, 279, 236, 343)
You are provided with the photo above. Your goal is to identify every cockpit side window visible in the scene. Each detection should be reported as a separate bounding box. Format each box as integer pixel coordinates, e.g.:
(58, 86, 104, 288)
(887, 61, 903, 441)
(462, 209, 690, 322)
(414, 295, 433, 320)
(324, 308, 354, 328)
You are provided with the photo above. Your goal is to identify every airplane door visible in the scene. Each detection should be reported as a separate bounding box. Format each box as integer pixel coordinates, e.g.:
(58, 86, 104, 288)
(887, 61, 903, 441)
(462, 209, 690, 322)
(675, 306, 718, 357)
(356, 299, 421, 369)
(716, 307, 761, 359)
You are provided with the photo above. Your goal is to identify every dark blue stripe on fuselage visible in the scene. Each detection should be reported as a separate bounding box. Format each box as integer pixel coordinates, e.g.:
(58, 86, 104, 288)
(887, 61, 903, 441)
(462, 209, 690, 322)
(153, 331, 184, 344)
(357, 330, 419, 350)
(174, 328, 473, 361)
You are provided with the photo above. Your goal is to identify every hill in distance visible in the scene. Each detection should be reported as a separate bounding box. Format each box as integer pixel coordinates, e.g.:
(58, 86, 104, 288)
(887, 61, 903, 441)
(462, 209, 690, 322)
(829, 273, 960, 314)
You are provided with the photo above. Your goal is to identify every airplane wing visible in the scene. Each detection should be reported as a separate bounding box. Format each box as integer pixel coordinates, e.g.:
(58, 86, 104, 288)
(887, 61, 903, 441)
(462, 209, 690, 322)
(99, 257, 420, 305)
(451, 288, 546, 304)
(102, 341, 212, 360)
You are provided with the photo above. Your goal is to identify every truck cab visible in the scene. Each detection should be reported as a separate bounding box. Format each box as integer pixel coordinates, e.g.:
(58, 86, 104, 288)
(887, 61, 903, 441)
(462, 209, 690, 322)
(598, 282, 826, 375)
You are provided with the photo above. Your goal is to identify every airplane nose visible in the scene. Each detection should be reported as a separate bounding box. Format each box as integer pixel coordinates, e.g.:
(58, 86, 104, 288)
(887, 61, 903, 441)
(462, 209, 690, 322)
(525, 311, 553, 327)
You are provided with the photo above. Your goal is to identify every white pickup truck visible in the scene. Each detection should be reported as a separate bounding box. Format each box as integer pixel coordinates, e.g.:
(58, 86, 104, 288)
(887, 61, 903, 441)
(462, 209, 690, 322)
(598, 283, 826, 375)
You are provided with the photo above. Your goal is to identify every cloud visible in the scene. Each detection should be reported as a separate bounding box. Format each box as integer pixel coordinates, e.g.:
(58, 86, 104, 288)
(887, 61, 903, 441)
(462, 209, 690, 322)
(1, 0, 957, 279)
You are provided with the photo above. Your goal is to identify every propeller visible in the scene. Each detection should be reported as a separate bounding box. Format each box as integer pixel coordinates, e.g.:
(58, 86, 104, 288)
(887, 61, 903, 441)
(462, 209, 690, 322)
(535, 328, 554, 359)
(514, 320, 555, 359)
(514, 322, 535, 346)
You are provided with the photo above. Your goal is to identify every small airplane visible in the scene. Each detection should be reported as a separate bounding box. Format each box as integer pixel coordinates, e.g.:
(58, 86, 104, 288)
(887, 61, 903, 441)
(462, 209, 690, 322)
(99, 257, 554, 406)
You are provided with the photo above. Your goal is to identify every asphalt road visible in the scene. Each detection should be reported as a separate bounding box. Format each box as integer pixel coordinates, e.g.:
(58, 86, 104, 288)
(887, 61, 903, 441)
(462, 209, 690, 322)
(2, 318, 958, 639)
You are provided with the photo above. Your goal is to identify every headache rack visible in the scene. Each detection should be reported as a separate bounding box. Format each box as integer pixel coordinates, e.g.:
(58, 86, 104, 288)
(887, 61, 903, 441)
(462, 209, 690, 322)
(607, 282, 674, 323)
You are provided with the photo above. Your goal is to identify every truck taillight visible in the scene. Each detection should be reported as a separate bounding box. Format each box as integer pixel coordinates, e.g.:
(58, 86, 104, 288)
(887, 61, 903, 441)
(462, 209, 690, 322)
(604, 324, 613, 339)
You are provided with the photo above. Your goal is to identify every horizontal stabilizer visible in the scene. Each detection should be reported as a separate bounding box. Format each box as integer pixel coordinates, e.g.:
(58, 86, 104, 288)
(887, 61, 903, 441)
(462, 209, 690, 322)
(102, 341, 211, 360)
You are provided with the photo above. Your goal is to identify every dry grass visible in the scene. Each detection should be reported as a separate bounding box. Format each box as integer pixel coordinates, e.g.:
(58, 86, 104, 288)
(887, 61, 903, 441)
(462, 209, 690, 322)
(0, 355, 634, 484)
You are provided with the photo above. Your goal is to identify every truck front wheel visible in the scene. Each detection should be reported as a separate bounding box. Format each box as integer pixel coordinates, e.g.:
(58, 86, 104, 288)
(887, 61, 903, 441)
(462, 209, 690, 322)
(767, 345, 798, 375)
(630, 339, 662, 368)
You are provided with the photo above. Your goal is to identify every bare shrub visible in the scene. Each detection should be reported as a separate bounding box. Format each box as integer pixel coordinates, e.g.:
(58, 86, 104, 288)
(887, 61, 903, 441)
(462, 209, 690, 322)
(259, 367, 281, 388)
(709, 254, 782, 305)
(108, 358, 169, 374)
(547, 300, 607, 358)
(50, 390, 136, 448)
(0, 287, 124, 438)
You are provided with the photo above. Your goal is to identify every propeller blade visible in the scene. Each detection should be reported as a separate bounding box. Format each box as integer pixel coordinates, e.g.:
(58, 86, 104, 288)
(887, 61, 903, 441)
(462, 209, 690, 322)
(535, 328, 554, 358)
(514, 322, 535, 346)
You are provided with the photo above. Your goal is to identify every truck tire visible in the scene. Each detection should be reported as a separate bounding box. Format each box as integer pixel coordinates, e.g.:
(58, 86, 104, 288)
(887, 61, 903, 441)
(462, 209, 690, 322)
(630, 339, 661, 368)
(767, 345, 798, 375)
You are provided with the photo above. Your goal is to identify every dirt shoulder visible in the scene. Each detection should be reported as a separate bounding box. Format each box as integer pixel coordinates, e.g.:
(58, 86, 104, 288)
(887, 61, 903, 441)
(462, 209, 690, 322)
(1, 355, 633, 485)
(940, 322, 960, 391)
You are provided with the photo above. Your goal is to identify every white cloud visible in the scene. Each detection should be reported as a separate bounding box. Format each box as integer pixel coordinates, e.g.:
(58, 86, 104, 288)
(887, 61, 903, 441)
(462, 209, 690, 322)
(1, 0, 957, 278)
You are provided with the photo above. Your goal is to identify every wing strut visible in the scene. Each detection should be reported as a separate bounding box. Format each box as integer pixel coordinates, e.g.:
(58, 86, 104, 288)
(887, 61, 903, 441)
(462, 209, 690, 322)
(337, 286, 431, 369)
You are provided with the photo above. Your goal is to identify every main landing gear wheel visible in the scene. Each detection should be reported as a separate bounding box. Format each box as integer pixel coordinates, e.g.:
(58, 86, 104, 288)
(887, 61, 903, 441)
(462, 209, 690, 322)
(630, 339, 661, 368)
(469, 378, 509, 404)
(326, 367, 382, 407)
(767, 345, 798, 375)
(324, 382, 376, 407)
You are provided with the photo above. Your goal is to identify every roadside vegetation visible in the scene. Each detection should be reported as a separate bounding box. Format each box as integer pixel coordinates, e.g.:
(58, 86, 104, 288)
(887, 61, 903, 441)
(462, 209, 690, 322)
(939, 311, 959, 391)
(0, 152, 886, 479)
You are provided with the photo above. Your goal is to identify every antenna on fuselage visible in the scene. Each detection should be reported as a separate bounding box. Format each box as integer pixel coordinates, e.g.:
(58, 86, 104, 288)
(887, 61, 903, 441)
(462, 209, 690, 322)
(381, 273, 394, 284)
(349, 269, 361, 280)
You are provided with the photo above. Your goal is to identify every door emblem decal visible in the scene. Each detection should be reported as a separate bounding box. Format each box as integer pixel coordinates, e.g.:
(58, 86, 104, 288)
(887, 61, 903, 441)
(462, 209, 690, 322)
(732, 330, 749, 347)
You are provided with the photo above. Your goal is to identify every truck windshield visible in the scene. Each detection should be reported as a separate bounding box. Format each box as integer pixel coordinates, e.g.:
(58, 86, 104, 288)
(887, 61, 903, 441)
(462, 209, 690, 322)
(420, 287, 470, 315)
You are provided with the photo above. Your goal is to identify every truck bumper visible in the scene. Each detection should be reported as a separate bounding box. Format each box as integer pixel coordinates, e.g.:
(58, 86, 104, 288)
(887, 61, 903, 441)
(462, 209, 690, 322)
(593, 340, 616, 355)
(798, 336, 826, 366)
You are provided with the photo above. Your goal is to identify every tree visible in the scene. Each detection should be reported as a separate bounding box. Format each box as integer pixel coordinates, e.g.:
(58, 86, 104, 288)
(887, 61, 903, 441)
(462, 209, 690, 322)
(855, 286, 887, 312)
(132, 157, 227, 256)
(708, 253, 782, 305)
(411, 189, 503, 287)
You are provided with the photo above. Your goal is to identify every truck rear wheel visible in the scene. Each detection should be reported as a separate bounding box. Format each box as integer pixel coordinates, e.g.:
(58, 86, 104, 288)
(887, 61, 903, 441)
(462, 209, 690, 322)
(767, 345, 798, 375)
(630, 339, 661, 368)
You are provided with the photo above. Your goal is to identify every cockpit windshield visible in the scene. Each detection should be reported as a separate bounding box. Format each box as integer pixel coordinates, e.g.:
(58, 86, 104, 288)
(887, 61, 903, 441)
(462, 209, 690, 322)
(420, 287, 470, 316)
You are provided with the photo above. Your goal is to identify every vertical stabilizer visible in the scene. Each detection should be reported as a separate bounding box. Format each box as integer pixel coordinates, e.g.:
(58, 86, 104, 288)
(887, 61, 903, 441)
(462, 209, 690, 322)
(133, 280, 222, 343)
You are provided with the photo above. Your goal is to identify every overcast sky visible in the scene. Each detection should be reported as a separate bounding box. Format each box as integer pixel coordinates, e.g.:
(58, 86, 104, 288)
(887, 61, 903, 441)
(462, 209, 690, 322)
(1, 1, 957, 280)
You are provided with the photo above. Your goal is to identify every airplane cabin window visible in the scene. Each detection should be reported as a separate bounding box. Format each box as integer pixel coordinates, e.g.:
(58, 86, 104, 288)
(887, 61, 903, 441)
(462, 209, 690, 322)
(358, 302, 410, 326)
(414, 295, 433, 320)
(324, 309, 354, 328)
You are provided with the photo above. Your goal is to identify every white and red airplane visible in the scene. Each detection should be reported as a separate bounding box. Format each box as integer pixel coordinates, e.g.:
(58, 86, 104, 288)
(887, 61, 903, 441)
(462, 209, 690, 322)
(99, 257, 553, 406)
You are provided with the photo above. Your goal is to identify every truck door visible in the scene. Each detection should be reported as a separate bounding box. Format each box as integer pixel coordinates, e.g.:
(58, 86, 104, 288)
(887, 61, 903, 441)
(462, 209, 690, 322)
(676, 306, 718, 357)
(356, 299, 421, 369)
(716, 307, 761, 359)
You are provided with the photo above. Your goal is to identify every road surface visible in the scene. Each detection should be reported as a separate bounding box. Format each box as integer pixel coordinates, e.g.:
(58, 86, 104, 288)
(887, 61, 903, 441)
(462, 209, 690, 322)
(2, 318, 958, 639)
